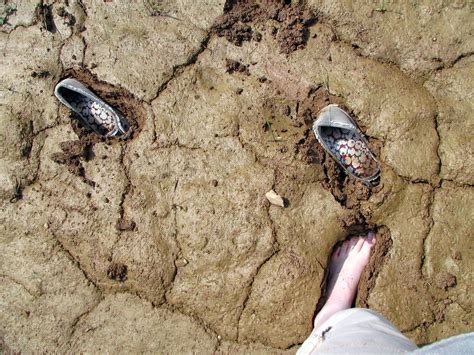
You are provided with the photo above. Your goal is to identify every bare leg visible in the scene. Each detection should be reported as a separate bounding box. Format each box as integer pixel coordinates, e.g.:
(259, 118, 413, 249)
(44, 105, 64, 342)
(313, 232, 376, 331)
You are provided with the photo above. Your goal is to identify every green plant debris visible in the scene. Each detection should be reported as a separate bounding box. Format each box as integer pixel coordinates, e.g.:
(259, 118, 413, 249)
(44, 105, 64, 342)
(0, 2, 17, 25)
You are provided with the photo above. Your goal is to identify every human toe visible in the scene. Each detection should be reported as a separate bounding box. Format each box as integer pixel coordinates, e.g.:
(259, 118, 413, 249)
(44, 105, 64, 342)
(354, 236, 365, 251)
(360, 236, 375, 255)
(349, 237, 359, 250)
(367, 231, 376, 245)
(341, 240, 351, 255)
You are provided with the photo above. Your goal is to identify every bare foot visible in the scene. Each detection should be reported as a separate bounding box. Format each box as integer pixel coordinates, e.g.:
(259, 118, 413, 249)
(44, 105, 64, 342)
(313, 232, 376, 331)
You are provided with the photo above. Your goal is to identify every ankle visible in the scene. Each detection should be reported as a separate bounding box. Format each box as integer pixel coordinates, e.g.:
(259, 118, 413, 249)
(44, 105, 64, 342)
(326, 280, 357, 307)
(313, 303, 350, 330)
(324, 296, 352, 311)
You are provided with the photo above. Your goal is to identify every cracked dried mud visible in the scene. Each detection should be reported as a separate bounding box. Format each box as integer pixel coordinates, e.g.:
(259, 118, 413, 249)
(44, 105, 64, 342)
(1, 0, 473, 353)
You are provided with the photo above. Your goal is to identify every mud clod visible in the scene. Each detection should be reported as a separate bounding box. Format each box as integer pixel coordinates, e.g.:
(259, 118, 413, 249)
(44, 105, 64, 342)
(435, 272, 457, 291)
(116, 218, 136, 232)
(274, 4, 316, 54)
(35, 4, 56, 33)
(280, 105, 291, 116)
(51, 140, 96, 186)
(56, 7, 76, 27)
(31, 70, 51, 79)
(214, 0, 316, 54)
(225, 59, 250, 75)
(107, 263, 128, 282)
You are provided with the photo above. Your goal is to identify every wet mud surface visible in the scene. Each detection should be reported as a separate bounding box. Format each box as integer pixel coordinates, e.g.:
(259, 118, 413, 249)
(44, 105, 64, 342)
(1, 0, 473, 353)
(214, 0, 316, 53)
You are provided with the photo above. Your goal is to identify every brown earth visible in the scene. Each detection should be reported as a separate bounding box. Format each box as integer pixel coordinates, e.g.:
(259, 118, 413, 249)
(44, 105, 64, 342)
(1, 0, 473, 353)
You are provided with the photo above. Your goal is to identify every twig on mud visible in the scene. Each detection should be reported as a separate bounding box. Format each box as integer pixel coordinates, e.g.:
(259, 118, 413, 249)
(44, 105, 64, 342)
(374, 0, 403, 15)
(263, 119, 282, 143)
(10, 177, 23, 203)
(319, 64, 331, 102)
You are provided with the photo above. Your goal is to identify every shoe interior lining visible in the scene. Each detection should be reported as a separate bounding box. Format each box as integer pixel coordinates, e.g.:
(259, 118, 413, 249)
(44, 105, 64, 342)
(320, 127, 379, 179)
(58, 87, 115, 136)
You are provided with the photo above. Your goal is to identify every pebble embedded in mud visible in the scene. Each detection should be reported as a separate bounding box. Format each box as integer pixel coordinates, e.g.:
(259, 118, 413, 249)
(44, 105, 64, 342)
(265, 189, 285, 207)
(175, 258, 188, 267)
(434, 272, 457, 291)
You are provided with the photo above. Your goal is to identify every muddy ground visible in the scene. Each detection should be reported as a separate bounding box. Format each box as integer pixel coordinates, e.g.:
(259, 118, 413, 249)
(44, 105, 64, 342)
(1, 0, 473, 353)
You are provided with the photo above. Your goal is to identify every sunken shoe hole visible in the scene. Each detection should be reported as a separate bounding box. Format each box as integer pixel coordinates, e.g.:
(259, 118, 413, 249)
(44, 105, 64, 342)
(59, 87, 123, 137)
(321, 127, 379, 179)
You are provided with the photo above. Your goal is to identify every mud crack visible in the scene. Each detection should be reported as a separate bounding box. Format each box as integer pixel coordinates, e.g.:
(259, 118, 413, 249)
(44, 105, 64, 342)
(50, 230, 100, 290)
(116, 144, 134, 232)
(150, 32, 212, 103)
(66, 294, 104, 343)
(0, 274, 41, 298)
(236, 185, 281, 341)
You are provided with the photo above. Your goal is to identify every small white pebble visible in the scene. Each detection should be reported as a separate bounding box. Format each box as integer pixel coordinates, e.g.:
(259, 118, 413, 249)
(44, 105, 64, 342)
(265, 189, 285, 208)
(175, 258, 188, 267)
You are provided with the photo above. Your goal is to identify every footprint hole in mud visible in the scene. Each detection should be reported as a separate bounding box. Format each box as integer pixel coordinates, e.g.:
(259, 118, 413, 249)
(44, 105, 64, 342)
(52, 68, 146, 183)
(312, 224, 393, 324)
(292, 90, 383, 208)
(60, 67, 146, 143)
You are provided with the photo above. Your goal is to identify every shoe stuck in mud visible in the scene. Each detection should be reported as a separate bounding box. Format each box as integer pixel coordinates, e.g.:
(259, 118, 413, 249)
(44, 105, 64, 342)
(54, 78, 129, 137)
(313, 104, 380, 185)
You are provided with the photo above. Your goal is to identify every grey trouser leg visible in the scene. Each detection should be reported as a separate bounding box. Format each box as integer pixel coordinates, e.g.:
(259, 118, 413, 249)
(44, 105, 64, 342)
(297, 308, 418, 354)
(413, 332, 474, 354)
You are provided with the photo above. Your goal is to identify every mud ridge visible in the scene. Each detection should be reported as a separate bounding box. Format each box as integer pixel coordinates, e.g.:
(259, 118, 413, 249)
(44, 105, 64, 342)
(357, 226, 393, 307)
(163, 192, 185, 299)
(237, 248, 280, 341)
(432, 113, 442, 177)
(67, 294, 104, 338)
(158, 297, 222, 342)
(434, 51, 474, 72)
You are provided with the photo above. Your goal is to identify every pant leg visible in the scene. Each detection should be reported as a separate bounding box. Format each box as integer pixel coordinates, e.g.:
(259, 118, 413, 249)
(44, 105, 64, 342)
(413, 332, 474, 354)
(297, 308, 418, 355)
